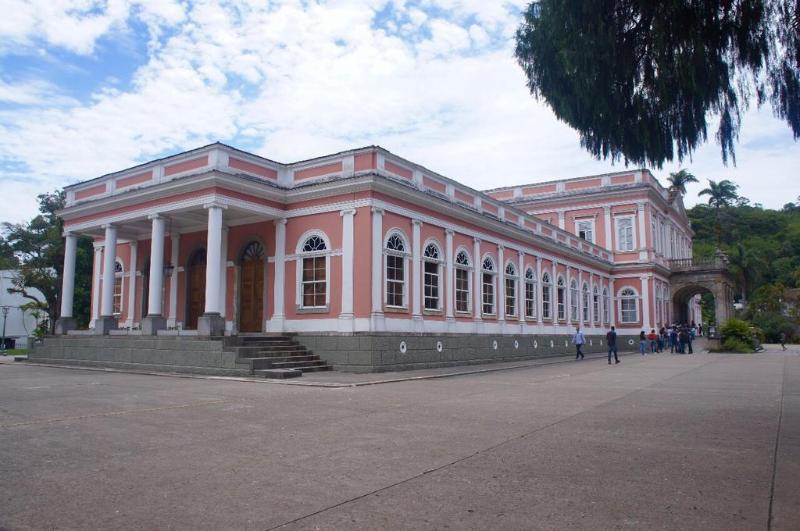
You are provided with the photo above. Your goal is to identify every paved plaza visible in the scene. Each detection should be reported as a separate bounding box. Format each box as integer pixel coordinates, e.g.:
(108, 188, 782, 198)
(1, 346, 798, 530)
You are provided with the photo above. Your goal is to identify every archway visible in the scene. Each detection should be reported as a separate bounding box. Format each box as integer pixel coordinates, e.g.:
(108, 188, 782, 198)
(186, 249, 206, 329)
(672, 285, 714, 327)
(238, 241, 265, 332)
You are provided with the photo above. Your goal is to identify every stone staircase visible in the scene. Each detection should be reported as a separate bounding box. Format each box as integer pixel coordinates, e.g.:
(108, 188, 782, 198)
(225, 335, 332, 379)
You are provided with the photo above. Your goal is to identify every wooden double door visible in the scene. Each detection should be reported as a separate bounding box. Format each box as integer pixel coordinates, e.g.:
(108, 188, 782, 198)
(239, 242, 265, 333)
(186, 249, 206, 330)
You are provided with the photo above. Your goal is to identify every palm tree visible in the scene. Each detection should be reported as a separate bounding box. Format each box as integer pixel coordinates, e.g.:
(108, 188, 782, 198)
(667, 169, 699, 195)
(699, 179, 739, 245)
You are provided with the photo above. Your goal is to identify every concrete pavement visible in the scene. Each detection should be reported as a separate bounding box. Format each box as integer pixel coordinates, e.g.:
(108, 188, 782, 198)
(1, 345, 797, 530)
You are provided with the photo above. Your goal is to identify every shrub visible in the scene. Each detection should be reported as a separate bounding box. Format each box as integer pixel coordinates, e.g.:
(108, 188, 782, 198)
(721, 319, 752, 343)
(722, 338, 753, 353)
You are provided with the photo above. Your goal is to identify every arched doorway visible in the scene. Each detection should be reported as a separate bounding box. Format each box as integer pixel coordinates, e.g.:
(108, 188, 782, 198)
(672, 285, 714, 327)
(239, 241, 265, 332)
(186, 249, 206, 329)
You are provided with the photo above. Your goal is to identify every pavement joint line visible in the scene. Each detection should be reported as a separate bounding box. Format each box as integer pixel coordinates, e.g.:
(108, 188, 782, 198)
(265, 354, 719, 530)
(767, 355, 787, 531)
(0, 399, 230, 429)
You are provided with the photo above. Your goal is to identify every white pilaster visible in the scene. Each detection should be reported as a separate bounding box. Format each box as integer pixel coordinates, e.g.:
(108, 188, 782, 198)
(536, 256, 543, 324)
(60, 233, 77, 319)
(497, 245, 505, 322)
(272, 218, 287, 329)
(603, 206, 612, 251)
(565, 266, 572, 326)
(589, 273, 594, 326)
(411, 219, 422, 321)
(518, 252, 525, 323)
(641, 274, 651, 330)
(445, 229, 454, 322)
(578, 269, 583, 326)
(609, 277, 616, 327)
(147, 215, 166, 316)
(371, 208, 384, 325)
(473, 238, 481, 321)
(551, 259, 557, 323)
(168, 233, 179, 327)
(637, 202, 647, 259)
(126, 241, 137, 326)
(100, 225, 117, 317)
(204, 205, 223, 314)
(340, 209, 356, 325)
(91, 244, 103, 326)
(558, 211, 565, 230)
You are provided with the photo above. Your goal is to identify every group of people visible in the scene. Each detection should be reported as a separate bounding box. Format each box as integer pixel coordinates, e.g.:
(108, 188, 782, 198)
(571, 321, 703, 365)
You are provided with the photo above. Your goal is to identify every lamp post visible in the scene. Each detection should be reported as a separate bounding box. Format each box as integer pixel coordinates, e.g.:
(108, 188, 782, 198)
(1, 305, 10, 352)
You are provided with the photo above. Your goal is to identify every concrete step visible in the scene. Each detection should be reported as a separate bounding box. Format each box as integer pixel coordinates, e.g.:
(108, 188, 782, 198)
(249, 355, 320, 369)
(270, 360, 329, 370)
(252, 368, 303, 379)
(255, 345, 308, 352)
(236, 349, 311, 359)
(297, 364, 333, 373)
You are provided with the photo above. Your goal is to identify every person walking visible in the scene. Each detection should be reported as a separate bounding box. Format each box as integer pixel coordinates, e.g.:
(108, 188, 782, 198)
(647, 329, 658, 353)
(639, 330, 647, 355)
(573, 326, 586, 360)
(780, 331, 787, 351)
(606, 326, 620, 364)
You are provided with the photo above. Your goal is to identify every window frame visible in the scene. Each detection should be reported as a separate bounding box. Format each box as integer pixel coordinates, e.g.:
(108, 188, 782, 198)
(504, 261, 517, 318)
(575, 218, 595, 243)
(384, 230, 410, 309)
(593, 285, 600, 324)
(582, 282, 590, 323)
(569, 278, 579, 322)
(295, 231, 332, 310)
(454, 248, 472, 314)
(618, 287, 639, 324)
(524, 267, 537, 319)
(603, 287, 611, 323)
(481, 255, 497, 317)
(556, 275, 566, 321)
(112, 259, 124, 317)
(615, 215, 636, 252)
(422, 240, 443, 312)
(542, 271, 552, 320)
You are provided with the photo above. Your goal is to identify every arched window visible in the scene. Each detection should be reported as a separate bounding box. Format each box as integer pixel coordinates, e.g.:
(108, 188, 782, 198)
(582, 282, 590, 323)
(655, 285, 662, 326)
(504, 262, 517, 317)
(385, 231, 408, 308)
(619, 288, 639, 323)
(570, 279, 579, 322)
(542, 271, 552, 320)
(423, 242, 442, 311)
(603, 287, 610, 323)
(481, 256, 496, 315)
(454, 249, 471, 313)
(299, 233, 328, 308)
(557, 276, 566, 320)
(113, 260, 124, 316)
(524, 268, 537, 319)
(593, 285, 600, 324)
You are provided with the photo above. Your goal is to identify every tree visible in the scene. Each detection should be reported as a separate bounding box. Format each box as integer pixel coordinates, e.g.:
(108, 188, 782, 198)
(0, 236, 19, 269)
(515, 1, 800, 168)
(666, 169, 699, 195)
(3, 191, 93, 332)
(699, 179, 740, 210)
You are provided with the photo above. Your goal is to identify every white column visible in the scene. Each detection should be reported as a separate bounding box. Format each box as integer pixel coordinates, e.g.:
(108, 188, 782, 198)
(411, 219, 422, 320)
(551, 259, 557, 323)
(168, 233, 179, 327)
(445, 229, 454, 322)
(558, 211, 565, 230)
(565, 266, 572, 326)
(641, 274, 651, 330)
(473, 238, 482, 321)
(100, 225, 118, 317)
(126, 241, 137, 326)
(637, 203, 647, 252)
(536, 256, 543, 324)
(340, 209, 356, 323)
(204, 205, 223, 314)
(578, 269, 583, 326)
(91, 244, 103, 325)
(497, 245, 505, 322)
(518, 252, 525, 323)
(147, 215, 166, 316)
(272, 218, 287, 328)
(60, 233, 78, 319)
(219, 227, 229, 319)
(603, 206, 612, 251)
(588, 273, 594, 326)
(371, 208, 384, 323)
(609, 277, 616, 327)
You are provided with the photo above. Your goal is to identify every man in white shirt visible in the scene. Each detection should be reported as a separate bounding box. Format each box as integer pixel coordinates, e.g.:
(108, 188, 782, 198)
(573, 326, 585, 360)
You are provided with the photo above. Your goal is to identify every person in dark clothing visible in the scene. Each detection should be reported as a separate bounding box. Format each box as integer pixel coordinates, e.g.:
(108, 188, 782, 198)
(639, 330, 647, 355)
(573, 327, 586, 360)
(780, 332, 787, 351)
(678, 328, 690, 354)
(669, 327, 678, 353)
(606, 326, 620, 364)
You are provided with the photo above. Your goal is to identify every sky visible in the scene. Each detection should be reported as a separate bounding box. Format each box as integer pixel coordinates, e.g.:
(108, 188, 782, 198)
(1, 0, 798, 224)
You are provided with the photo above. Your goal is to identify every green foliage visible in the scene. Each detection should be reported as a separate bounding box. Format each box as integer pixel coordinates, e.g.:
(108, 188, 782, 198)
(722, 338, 754, 353)
(0, 236, 18, 269)
(515, 1, 800, 168)
(751, 311, 794, 342)
(667, 170, 699, 195)
(721, 318, 754, 343)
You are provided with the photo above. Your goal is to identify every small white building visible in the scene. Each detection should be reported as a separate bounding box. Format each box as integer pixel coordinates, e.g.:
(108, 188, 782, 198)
(0, 270, 46, 347)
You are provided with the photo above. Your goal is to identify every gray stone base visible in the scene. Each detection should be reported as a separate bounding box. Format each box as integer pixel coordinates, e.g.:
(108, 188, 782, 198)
(293, 332, 614, 373)
(93, 316, 118, 335)
(141, 315, 167, 335)
(54, 317, 77, 335)
(197, 313, 225, 336)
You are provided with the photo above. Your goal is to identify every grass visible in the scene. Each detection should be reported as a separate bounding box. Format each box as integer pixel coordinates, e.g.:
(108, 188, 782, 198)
(0, 348, 30, 356)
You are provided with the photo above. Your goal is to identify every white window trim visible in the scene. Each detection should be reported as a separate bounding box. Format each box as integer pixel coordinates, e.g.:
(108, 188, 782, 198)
(504, 261, 518, 317)
(384, 229, 410, 309)
(524, 267, 537, 319)
(295, 230, 332, 310)
(582, 282, 590, 323)
(618, 287, 640, 324)
(423, 239, 444, 311)
(615, 215, 636, 252)
(542, 272, 553, 320)
(454, 247, 472, 314)
(603, 287, 611, 324)
(593, 285, 600, 324)
(575, 218, 596, 244)
(481, 254, 497, 317)
(112, 259, 125, 317)
(569, 279, 579, 322)
(556, 275, 566, 321)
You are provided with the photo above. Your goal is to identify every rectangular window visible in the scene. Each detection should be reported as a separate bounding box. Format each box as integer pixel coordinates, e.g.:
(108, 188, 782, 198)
(603, 294, 610, 323)
(505, 277, 516, 317)
(386, 255, 404, 307)
(525, 281, 536, 318)
(455, 268, 470, 313)
(621, 299, 638, 323)
(113, 277, 123, 315)
(582, 290, 590, 322)
(616, 217, 634, 251)
(482, 273, 495, 315)
(593, 293, 600, 323)
(423, 261, 439, 310)
(542, 284, 551, 319)
(302, 256, 327, 307)
(570, 286, 578, 321)
(557, 286, 566, 320)
(576, 219, 594, 243)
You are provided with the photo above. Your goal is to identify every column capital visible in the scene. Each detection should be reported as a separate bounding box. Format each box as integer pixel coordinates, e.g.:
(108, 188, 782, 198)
(371, 207, 384, 215)
(274, 217, 288, 226)
(129, 240, 138, 248)
(497, 244, 505, 251)
(473, 237, 481, 244)
(147, 213, 164, 220)
(101, 223, 116, 230)
(340, 208, 357, 217)
(203, 201, 228, 210)
(411, 218, 423, 227)
(637, 202, 646, 211)
(445, 228, 455, 236)
(62, 230, 75, 238)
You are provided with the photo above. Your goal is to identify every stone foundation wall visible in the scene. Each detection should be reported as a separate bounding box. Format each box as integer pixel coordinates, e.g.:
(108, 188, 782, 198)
(29, 336, 251, 377)
(294, 333, 611, 373)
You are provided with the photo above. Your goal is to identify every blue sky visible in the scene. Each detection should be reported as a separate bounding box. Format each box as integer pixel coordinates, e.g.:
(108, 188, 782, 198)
(1, 0, 798, 223)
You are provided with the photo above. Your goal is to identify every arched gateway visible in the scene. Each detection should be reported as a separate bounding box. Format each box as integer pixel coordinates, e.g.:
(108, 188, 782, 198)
(669, 253, 735, 327)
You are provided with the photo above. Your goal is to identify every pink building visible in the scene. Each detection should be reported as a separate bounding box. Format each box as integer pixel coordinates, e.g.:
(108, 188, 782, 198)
(51, 143, 703, 372)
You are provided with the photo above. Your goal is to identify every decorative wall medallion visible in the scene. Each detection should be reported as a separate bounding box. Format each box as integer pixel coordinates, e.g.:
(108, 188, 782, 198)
(589, 339, 593, 346)
(436, 341, 443, 353)
(514, 340, 519, 349)
(534, 340, 538, 348)
(628, 339, 635, 345)
(550, 340, 554, 348)
(492, 340, 498, 350)
(399, 341, 407, 354)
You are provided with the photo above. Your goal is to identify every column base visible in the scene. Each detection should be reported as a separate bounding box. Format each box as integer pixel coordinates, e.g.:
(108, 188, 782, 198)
(197, 313, 225, 336)
(141, 315, 167, 335)
(54, 317, 77, 335)
(93, 316, 118, 335)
